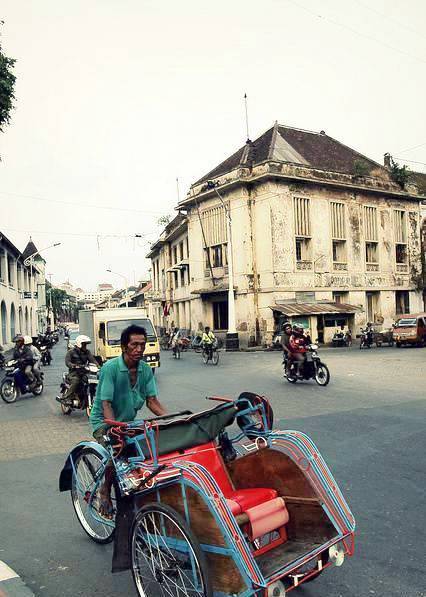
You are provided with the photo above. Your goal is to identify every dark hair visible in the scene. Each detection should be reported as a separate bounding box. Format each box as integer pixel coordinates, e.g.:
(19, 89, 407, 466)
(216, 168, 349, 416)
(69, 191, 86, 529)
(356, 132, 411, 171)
(121, 325, 147, 347)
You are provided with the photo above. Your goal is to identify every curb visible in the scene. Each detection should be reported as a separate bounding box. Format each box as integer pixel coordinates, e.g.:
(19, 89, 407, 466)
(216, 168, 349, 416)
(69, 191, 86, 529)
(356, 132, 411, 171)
(0, 562, 35, 597)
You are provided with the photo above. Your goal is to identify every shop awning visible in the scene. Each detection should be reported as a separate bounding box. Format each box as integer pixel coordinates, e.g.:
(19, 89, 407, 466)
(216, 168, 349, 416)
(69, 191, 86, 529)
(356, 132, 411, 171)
(270, 301, 362, 317)
(191, 283, 237, 297)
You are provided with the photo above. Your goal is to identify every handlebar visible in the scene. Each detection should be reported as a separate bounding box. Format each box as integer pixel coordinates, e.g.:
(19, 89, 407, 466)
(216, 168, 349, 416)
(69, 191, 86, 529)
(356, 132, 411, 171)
(206, 395, 233, 403)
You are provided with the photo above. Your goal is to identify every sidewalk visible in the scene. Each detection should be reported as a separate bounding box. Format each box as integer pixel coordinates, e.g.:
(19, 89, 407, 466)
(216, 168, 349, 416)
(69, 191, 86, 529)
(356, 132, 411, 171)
(0, 561, 35, 597)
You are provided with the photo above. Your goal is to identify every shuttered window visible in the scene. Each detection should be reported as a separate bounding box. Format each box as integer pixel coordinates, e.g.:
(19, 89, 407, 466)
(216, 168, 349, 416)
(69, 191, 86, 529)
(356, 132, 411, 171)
(200, 205, 227, 247)
(363, 206, 378, 241)
(393, 210, 407, 244)
(294, 197, 311, 237)
(331, 202, 346, 239)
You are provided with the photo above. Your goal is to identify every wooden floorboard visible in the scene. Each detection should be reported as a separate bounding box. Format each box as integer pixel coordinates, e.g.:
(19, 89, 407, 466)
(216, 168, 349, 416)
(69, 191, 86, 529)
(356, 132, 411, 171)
(256, 539, 324, 577)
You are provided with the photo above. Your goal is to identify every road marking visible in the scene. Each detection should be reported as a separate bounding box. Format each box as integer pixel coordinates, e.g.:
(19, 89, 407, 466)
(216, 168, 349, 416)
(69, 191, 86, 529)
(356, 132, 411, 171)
(0, 561, 18, 581)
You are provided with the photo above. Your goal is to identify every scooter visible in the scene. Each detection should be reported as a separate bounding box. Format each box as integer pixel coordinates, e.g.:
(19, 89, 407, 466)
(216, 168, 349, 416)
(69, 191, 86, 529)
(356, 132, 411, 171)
(56, 364, 99, 417)
(0, 360, 44, 403)
(359, 327, 374, 349)
(284, 344, 330, 386)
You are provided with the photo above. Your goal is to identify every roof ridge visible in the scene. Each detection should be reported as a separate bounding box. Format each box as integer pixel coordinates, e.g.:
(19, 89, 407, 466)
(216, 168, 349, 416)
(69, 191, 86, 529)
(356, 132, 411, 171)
(277, 123, 324, 135)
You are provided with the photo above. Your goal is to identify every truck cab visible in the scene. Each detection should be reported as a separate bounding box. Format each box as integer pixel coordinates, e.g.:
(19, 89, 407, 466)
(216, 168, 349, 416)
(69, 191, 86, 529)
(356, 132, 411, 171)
(79, 308, 160, 370)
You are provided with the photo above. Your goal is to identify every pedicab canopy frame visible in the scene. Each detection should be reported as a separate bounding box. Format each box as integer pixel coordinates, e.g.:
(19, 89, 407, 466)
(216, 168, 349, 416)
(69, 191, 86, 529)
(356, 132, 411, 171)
(60, 393, 355, 596)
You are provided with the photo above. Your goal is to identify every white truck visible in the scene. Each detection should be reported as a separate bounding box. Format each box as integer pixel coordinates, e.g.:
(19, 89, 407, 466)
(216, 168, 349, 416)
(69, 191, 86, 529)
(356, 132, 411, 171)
(78, 307, 160, 369)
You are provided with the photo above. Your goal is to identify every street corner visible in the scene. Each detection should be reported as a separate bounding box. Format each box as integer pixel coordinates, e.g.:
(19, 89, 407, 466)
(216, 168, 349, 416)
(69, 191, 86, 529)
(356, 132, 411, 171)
(0, 561, 35, 597)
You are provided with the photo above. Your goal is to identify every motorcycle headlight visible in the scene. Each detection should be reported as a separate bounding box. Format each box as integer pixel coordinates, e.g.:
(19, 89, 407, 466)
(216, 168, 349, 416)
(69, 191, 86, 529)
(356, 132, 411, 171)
(145, 356, 151, 362)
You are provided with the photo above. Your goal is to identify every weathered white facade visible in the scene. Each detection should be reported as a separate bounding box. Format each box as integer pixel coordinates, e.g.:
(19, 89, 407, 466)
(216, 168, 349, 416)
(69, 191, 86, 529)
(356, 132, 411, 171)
(0, 235, 47, 346)
(178, 124, 424, 346)
(146, 215, 191, 332)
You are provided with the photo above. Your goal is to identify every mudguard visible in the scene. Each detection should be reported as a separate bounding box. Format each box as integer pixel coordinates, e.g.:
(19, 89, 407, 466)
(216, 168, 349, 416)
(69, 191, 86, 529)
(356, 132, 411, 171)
(59, 441, 110, 492)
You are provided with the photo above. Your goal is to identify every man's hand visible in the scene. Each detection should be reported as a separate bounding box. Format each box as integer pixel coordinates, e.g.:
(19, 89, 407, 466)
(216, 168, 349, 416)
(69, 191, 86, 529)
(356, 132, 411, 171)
(146, 396, 167, 417)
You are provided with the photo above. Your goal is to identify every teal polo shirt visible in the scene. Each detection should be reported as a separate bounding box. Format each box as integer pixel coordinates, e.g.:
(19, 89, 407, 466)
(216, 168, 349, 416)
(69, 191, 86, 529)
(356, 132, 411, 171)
(90, 355, 157, 433)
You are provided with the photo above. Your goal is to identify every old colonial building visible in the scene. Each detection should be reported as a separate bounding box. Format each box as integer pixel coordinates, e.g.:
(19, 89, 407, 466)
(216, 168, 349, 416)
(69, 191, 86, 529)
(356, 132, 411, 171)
(146, 214, 191, 331)
(176, 123, 424, 346)
(0, 235, 47, 346)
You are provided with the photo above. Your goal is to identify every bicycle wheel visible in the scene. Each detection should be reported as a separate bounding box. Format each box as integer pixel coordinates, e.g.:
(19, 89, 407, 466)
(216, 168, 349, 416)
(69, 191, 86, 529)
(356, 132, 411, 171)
(202, 350, 209, 364)
(131, 503, 212, 597)
(212, 350, 219, 365)
(71, 447, 116, 544)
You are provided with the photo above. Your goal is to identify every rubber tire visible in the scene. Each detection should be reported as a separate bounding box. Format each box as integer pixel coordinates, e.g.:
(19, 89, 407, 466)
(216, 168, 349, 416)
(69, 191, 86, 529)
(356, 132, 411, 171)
(32, 382, 44, 396)
(61, 402, 72, 415)
(71, 447, 116, 544)
(131, 503, 212, 597)
(315, 363, 330, 386)
(0, 379, 17, 403)
(212, 351, 219, 365)
(202, 350, 209, 364)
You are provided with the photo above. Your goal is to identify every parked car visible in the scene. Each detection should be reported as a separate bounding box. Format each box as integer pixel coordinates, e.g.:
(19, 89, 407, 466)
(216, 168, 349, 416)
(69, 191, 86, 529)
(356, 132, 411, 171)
(66, 329, 80, 349)
(393, 313, 426, 347)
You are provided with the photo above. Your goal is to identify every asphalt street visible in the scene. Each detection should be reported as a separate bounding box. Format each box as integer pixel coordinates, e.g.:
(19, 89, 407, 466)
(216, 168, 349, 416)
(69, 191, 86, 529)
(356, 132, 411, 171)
(0, 339, 425, 597)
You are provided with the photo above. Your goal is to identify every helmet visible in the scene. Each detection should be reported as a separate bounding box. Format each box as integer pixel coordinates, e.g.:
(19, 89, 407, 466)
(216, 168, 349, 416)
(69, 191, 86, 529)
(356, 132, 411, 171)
(23, 335, 33, 345)
(293, 324, 304, 334)
(75, 334, 91, 348)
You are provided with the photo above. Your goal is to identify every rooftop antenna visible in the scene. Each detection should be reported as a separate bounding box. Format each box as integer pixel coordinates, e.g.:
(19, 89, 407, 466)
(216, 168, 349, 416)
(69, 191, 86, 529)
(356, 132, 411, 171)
(176, 177, 180, 203)
(244, 93, 250, 142)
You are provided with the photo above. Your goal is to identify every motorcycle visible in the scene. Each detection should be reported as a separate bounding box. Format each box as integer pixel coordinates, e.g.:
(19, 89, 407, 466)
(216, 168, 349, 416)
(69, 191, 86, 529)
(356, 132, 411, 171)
(359, 327, 374, 349)
(34, 337, 52, 366)
(0, 347, 5, 370)
(56, 363, 99, 416)
(0, 359, 44, 403)
(332, 330, 352, 347)
(284, 344, 330, 386)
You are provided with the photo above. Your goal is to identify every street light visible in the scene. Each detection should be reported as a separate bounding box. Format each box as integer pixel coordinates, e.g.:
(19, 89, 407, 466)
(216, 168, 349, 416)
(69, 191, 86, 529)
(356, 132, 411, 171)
(23, 242, 61, 335)
(106, 269, 129, 307)
(206, 181, 238, 351)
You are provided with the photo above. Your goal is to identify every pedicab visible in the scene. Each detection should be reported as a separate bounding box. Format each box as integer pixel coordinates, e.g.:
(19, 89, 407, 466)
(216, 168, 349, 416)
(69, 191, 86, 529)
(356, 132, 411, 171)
(59, 393, 355, 596)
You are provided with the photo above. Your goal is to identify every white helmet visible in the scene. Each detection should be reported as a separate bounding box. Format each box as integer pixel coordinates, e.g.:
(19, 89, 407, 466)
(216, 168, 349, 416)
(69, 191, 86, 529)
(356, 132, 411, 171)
(75, 334, 91, 348)
(23, 335, 33, 345)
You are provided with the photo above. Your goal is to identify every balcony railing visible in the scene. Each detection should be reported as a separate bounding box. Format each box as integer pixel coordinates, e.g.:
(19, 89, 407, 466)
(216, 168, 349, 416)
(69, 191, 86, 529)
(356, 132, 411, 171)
(296, 260, 313, 270)
(396, 263, 408, 273)
(333, 262, 348, 271)
(366, 263, 379, 272)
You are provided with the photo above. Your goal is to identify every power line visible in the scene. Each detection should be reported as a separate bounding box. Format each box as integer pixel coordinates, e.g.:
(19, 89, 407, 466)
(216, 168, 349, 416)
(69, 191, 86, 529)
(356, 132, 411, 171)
(284, 0, 426, 64)
(0, 190, 166, 216)
(394, 157, 426, 167)
(353, 0, 426, 42)
(0, 227, 158, 239)
(397, 141, 426, 154)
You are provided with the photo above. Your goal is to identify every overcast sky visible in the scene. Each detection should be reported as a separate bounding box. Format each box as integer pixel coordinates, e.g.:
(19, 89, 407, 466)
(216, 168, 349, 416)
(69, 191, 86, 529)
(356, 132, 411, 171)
(1, 0, 425, 291)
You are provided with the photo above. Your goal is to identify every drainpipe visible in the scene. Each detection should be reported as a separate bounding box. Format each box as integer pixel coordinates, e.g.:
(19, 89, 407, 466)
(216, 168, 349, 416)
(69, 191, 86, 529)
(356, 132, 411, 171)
(247, 184, 260, 345)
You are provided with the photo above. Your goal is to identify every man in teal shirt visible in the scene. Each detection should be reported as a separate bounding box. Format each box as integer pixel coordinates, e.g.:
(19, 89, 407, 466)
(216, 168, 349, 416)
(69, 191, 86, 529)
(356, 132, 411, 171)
(90, 324, 167, 516)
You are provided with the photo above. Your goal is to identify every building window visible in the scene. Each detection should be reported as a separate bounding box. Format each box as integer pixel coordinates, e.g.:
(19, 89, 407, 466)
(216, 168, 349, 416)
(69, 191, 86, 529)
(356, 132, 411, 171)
(365, 242, 378, 264)
(213, 300, 228, 330)
(395, 244, 407, 264)
(180, 267, 185, 286)
(173, 246, 178, 265)
(330, 202, 347, 268)
(179, 242, 184, 261)
(395, 290, 410, 315)
(366, 291, 380, 323)
(394, 210, 407, 266)
(212, 245, 223, 268)
(294, 197, 312, 268)
(333, 291, 349, 304)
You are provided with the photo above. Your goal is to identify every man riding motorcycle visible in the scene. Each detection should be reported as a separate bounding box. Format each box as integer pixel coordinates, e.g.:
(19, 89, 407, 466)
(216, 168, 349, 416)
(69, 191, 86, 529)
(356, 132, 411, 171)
(13, 335, 36, 388)
(289, 325, 308, 378)
(24, 336, 42, 384)
(201, 326, 216, 359)
(60, 335, 98, 405)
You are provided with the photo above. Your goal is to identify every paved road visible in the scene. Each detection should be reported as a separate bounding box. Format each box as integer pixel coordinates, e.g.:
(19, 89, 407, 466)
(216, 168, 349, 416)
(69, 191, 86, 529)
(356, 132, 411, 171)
(0, 340, 425, 596)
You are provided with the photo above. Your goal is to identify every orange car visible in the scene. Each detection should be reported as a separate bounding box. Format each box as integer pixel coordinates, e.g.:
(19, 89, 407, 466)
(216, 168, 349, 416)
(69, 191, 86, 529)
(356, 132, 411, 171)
(393, 313, 426, 347)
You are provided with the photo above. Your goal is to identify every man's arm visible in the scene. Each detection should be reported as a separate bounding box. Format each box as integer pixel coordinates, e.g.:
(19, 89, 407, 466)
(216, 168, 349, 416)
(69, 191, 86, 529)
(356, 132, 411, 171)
(87, 351, 99, 366)
(102, 400, 116, 421)
(146, 396, 167, 416)
(65, 350, 73, 368)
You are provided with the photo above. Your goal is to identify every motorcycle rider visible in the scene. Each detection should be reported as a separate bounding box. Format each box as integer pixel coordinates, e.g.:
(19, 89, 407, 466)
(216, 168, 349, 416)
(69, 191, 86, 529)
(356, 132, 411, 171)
(24, 336, 42, 384)
(60, 335, 98, 405)
(289, 325, 308, 377)
(281, 322, 293, 367)
(201, 326, 216, 359)
(13, 335, 36, 388)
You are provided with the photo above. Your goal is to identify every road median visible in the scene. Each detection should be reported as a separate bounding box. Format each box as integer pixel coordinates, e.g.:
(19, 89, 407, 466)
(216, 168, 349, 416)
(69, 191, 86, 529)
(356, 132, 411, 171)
(0, 561, 35, 596)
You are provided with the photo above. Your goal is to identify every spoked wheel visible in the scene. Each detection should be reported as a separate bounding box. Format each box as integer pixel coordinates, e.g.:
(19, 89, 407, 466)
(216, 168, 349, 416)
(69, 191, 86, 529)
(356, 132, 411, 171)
(212, 350, 219, 365)
(176, 346, 181, 360)
(315, 363, 330, 386)
(131, 503, 212, 597)
(202, 351, 209, 365)
(0, 379, 17, 403)
(71, 447, 116, 544)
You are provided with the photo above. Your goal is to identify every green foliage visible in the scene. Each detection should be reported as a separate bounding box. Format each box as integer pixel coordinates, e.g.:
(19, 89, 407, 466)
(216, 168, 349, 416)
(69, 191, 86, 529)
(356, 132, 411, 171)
(0, 22, 16, 133)
(389, 157, 410, 188)
(353, 160, 369, 177)
(157, 214, 172, 228)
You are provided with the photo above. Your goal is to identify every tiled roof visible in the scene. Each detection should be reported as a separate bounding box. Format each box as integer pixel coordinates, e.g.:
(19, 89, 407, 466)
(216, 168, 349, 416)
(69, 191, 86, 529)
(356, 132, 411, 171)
(409, 171, 426, 195)
(21, 240, 41, 261)
(195, 122, 384, 184)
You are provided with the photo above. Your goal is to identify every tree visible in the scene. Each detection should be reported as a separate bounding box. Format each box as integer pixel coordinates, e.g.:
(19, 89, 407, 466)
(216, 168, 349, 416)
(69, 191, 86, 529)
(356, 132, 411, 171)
(389, 157, 410, 189)
(157, 215, 172, 228)
(0, 22, 16, 134)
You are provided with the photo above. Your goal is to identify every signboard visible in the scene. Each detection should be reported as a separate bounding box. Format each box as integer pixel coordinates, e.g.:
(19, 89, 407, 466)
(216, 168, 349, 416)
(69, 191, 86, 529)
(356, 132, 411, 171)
(23, 291, 38, 299)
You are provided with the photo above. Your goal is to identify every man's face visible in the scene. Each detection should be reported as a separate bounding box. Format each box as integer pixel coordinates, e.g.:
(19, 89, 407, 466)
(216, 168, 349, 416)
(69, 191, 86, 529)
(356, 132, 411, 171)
(124, 334, 146, 362)
(284, 326, 292, 335)
(80, 343, 88, 352)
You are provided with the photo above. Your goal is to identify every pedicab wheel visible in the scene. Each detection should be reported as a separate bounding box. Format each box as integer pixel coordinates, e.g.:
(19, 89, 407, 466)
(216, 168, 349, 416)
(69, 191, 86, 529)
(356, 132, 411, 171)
(131, 503, 212, 597)
(71, 447, 116, 544)
(315, 363, 330, 386)
(212, 350, 219, 365)
(0, 379, 17, 403)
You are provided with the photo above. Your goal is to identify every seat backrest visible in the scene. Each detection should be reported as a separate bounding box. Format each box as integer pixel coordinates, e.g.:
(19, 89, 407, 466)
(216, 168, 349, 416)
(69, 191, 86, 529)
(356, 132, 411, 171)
(159, 441, 235, 497)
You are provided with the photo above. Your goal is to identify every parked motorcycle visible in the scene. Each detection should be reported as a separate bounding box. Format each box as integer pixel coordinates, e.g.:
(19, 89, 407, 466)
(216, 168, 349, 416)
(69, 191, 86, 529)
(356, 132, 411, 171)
(332, 329, 352, 347)
(284, 344, 330, 386)
(56, 364, 99, 416)
(0, 346, 5, 370)
(0, 360, 44, 403)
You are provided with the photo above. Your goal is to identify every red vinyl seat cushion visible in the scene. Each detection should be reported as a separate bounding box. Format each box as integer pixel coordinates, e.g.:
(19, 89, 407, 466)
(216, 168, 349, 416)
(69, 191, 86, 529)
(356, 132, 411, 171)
(226, 488, 278, 515)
